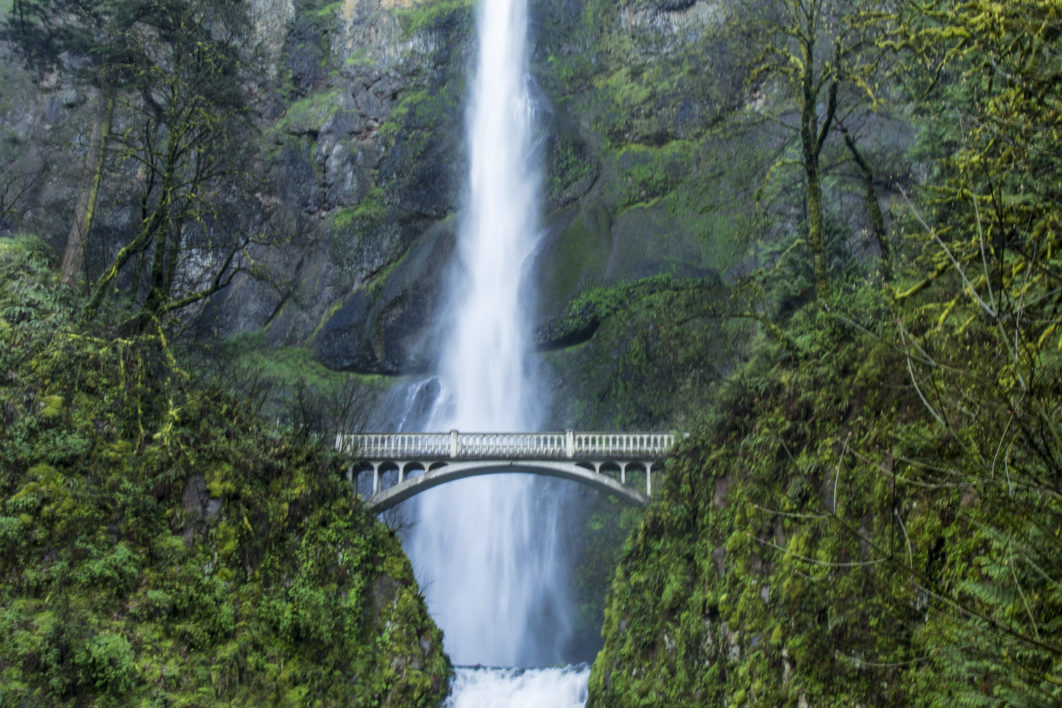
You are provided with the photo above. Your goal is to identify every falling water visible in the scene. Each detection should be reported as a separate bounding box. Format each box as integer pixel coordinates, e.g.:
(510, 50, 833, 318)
(398, 0, 589, 701)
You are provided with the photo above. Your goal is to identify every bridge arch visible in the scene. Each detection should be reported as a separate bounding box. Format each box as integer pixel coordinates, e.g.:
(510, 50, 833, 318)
(349, 460, 652, 512)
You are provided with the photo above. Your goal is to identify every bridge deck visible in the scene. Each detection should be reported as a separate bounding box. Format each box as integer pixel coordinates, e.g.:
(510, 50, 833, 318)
(335, 430, 675, 461)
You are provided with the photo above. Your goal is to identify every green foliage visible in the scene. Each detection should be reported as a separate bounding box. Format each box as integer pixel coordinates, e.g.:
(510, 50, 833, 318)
(591, 285, 921, 705)
(589, 2, 1062, 701)
(0, 242, 450, 705)
(196, 330, 387, 437)
(544, 274, 748, 430)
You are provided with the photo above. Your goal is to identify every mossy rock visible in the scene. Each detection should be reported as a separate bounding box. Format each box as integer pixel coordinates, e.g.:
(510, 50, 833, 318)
(314, 219, 456, 374)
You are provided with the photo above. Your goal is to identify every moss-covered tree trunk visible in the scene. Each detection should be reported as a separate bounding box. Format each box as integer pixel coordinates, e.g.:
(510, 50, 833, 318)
(839, 121, 890, 281)
(803, 148, 829, 299)
(61, 92, 113, 287)
(798, 17, 835, 301)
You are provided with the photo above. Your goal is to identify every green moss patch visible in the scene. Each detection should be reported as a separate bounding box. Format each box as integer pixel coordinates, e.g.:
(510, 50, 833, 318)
(0, 240, 450, 705)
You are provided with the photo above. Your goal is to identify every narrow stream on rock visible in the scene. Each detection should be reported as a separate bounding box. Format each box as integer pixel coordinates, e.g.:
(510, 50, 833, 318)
(379, 0, 589, 704)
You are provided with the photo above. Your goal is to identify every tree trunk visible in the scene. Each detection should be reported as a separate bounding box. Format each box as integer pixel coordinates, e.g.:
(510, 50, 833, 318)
(799, 16, 834, 301)
(61, 92, 113, 288)
(805, 162, 829, 299)
(801, 86, 830, 300)
(839, 123, 890, 282)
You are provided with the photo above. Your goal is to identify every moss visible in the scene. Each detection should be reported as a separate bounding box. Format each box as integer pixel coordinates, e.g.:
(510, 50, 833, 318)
(377, 82, 461, 153)
(275, 89, 341, 135)
(217, 331, 377, 392)
(589, 269, 1062, 705)
(589, 292, 910, 703)
(0, 243, 451, 705)
(39, 394, 63, 418)
(539, 205, 613, 315)
(311, 1, 341, 21)
(612, 141, 696, 208)
(202, 329, 392, 434)
(394, 0, 473, 38)
(332, 186, 387, 232)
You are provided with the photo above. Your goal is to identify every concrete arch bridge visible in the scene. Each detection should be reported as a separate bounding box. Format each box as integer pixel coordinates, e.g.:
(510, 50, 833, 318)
(335, 431, 676, 512)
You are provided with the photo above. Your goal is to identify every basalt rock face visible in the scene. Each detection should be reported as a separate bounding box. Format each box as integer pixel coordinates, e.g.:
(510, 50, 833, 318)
(313, 218, 456, 374)
(0, 0, 917, 436)
(0, 0, 912, 415)
(0, 0, 753, 382)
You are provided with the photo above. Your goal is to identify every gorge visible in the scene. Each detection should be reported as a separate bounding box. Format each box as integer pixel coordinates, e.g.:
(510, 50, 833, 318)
(1, 0, 1060, 706)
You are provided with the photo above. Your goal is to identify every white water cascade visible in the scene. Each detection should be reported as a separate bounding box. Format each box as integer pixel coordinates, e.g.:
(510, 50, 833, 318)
(399, 0, 590, 703)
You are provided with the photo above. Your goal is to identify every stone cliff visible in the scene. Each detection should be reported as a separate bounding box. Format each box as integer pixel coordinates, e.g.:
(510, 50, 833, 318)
(1, 0, 785, 425)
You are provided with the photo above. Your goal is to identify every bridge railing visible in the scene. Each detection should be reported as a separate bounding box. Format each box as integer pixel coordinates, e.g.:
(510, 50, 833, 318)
(335, 430, 675, 461)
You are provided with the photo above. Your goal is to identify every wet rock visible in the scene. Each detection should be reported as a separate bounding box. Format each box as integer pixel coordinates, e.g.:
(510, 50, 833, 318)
(314, 222, 455, 374)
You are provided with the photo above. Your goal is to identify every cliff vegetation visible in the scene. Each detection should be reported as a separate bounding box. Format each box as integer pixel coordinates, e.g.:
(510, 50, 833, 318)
(0, 236, 450, 705)
(589, 0, 1062, 704)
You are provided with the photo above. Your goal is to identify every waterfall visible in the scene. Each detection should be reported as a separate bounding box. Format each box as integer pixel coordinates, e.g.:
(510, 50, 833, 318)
(399, 0, 579, 678)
